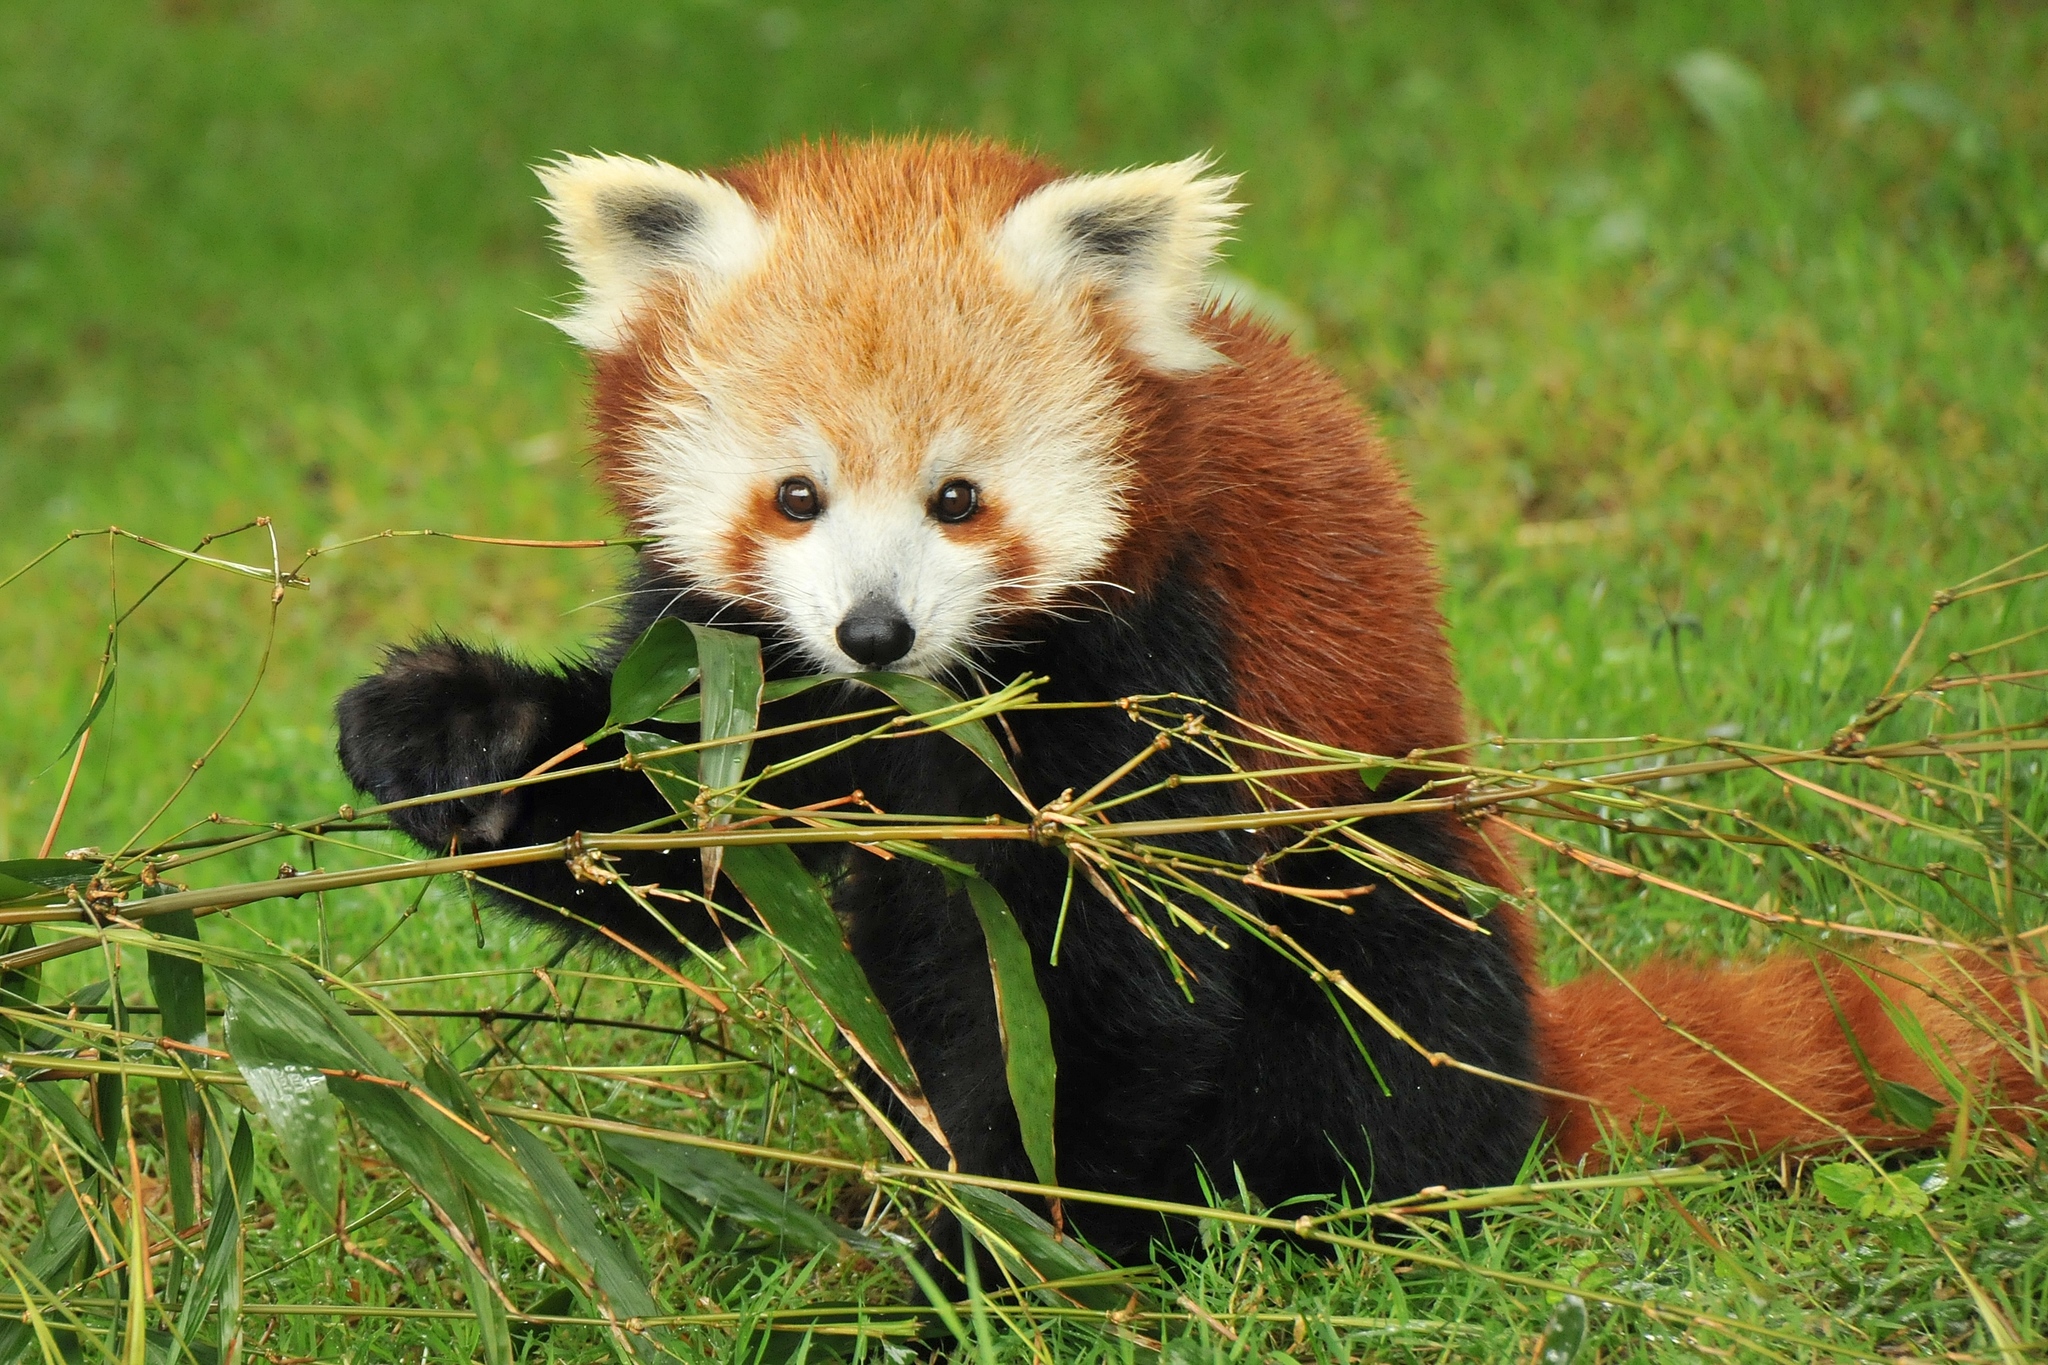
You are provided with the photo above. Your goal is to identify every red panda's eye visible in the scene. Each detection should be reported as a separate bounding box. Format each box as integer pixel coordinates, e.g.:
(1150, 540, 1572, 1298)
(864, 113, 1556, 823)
(777, 478, 821, 521)
(932, 480, 979, 524)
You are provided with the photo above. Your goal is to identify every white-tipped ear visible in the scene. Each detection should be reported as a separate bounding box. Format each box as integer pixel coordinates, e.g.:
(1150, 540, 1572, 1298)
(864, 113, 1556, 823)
(537, 153, 772, 350)
(992, 155, 1240, 375)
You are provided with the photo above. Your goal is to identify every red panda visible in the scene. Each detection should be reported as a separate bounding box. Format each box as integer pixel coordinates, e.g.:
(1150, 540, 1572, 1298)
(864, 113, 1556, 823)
(337, 137, 2044, 1263)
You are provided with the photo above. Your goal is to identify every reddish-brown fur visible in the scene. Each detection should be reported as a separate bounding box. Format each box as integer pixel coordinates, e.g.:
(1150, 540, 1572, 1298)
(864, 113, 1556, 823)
(1540, 947, 2048, 1162)
(585, 136, 2045, 1170)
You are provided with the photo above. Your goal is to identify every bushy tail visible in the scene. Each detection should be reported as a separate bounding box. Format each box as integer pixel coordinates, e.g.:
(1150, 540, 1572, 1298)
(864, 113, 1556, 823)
(1537, 944, 2048, 1165)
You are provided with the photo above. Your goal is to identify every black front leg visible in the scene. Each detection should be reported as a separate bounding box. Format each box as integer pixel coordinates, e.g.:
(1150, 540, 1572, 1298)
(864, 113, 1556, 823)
(334, 636, 725, 959)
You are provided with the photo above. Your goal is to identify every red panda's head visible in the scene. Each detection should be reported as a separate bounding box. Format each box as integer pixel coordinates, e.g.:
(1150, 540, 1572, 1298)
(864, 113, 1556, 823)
(539, 139, 1238, 676)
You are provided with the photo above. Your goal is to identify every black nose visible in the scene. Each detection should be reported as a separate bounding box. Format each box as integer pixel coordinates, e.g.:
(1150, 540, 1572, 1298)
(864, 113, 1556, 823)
(836, 600, 915, 667)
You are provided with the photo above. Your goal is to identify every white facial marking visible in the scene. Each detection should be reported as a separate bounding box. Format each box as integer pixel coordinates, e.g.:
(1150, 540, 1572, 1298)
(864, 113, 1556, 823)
(532, 152, 1243, 677)
(630, 408, 1128, 678)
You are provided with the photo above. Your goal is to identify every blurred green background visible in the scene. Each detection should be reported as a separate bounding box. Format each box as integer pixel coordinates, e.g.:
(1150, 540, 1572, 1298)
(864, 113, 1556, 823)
(3, 0, 2044, 887)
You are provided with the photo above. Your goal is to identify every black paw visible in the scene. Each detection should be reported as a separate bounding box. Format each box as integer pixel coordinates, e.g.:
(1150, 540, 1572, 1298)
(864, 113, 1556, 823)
(336, 638, 592, 853)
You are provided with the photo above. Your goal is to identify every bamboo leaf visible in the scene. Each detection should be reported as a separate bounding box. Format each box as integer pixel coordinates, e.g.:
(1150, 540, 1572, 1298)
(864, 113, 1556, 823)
(689, 623, 764, 798)
(720, 842, 945, 1152)
(596, 618, 700, 738)
(499, 1122, 671, 1357)
(232, 1055, 340, 1225)
(0, 859, 100, 905)
(847, 672, 1025, 804)
(599, 1130, 866, 1257)
(457, 1190, 513, 1365)
(174, 1115, 253, 1349)
(654, 674, 835, 723)
(689, 623, 764, 896)
(144, 912, 208, 1051)
(960, 876, 1057, 1188)
(26, 1077, 117, 1177)
(216, 959, 668, 1354)
(623, 729, 699, 811)
(145, 910, 207, 1238)
(948, 1185, 1131, 1311)
(58, 663, 115, 759)
(220, 964, 496, 1223)
(0, 925, 37, 1122)
(0, 1188, 91, 1364)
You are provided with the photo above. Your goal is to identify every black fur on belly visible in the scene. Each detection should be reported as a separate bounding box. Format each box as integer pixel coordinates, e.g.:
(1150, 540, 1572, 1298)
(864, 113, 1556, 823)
(334, 551, 1541, 1264)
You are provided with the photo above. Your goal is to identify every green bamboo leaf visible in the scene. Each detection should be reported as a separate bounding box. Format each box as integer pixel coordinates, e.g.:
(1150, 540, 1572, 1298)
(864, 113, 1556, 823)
(233, 1055, 339, 1225)
(174, 1114, 253, 1350)
(145, 910, 207, 1239)
(220, 965, 542, 1236)
(0, 924, 35, 1012)
(0, 858, 99, 905)
(58, 663, 115, 759)
(653, 674, 835, 724)
(720, 842, 945, 1150)
(948, 1185, 1131, 1311)
(690, 623, 764, 897)
(623, 729, 699, 810)
(145, 911, 208, 1050)
(25, 1078, 114, 1176)
(599, 1131, 866, 1257)
(0, 1188, 91, 1364)
(596, 618, 700, 738)
(216, 960, 667, 1353)
(499, 1123, 670, 1357)
(0, 925, 37, 1122)
(219, 966, 492, 1216)
(847, 672, 1024, 803)
(690, 623, 764, 797)
(960, 876, 1057, 1188)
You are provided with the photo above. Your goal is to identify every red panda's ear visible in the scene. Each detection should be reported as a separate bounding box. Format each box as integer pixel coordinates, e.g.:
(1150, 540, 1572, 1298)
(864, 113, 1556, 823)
(992, 155, 1241, 376)
(536, 154, 772, 351)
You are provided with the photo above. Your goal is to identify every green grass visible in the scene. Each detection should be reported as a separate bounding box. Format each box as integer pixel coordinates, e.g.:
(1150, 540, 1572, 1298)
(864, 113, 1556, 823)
(3, 2, 2046, 1361)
